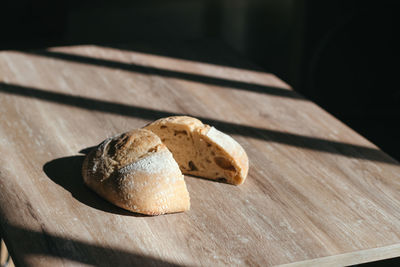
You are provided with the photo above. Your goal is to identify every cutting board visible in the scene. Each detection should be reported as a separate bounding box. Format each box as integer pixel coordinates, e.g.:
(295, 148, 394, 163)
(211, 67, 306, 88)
(1, 41, 400, 266)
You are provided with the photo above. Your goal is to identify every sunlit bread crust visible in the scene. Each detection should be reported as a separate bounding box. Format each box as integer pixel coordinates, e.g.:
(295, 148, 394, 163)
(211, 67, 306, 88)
(82, 129, 190, 215)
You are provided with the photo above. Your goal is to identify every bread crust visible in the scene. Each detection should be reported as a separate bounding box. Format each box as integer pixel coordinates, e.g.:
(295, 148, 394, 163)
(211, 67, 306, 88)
(144, 116, 249, 185)
(82, 129, 190, 215)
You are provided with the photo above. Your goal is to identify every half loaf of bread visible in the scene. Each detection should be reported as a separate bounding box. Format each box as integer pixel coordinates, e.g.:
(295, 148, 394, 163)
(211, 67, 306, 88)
(144, 116, 249, 185)
(82, 129, 190, 215)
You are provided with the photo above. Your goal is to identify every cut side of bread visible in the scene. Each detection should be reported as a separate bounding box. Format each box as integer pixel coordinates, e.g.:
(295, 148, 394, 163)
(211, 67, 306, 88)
(82, 129, 190, 215)
(144, 116, 249, 185)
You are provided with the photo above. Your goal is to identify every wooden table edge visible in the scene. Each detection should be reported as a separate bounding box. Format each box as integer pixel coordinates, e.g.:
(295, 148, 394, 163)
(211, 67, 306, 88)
(278, 243, 400, 267)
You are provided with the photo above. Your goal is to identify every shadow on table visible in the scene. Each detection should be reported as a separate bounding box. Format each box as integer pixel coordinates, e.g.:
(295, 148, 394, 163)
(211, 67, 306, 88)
(43, 147, 148, 217)
(103, 41, 263, 72)
(2, 82, 398, 165)
(26, 49, 302, 100)
(1, 224, 182, 267)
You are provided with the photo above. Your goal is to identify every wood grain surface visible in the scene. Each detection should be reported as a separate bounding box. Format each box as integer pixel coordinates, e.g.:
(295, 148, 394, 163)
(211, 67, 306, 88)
(0, 41, 400, 266)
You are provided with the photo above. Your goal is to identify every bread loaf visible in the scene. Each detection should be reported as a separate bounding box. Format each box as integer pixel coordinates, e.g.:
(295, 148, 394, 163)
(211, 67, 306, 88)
(144, 116, 249, 185)
(82, 129, 190, 215)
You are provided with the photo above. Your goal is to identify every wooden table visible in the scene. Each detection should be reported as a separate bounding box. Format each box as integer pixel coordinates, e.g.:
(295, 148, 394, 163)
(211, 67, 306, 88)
(1, 41, 400, 266)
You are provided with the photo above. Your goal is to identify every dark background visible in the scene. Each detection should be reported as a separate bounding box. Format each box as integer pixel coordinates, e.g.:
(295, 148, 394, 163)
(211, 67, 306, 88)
(1, 0, 399, 163)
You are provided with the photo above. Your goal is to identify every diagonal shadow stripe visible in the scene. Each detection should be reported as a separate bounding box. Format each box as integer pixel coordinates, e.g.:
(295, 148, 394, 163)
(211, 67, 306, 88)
(25, 50, 304, 99)
(0, 224, 181, 266)
(102, 41, 264, 71)
(0, 82, 397, 165)
(0, 82, 396, 164)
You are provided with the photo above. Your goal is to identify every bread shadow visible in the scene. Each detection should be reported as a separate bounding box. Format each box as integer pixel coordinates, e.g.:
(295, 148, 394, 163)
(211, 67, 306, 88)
(184, 174, 235, 185)
(43, 148, 149, 217)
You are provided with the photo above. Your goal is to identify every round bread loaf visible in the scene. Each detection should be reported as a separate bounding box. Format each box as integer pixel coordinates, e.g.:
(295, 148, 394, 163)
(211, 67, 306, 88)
(144, 116, 249, 185)
(82, 129, 190, 215)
